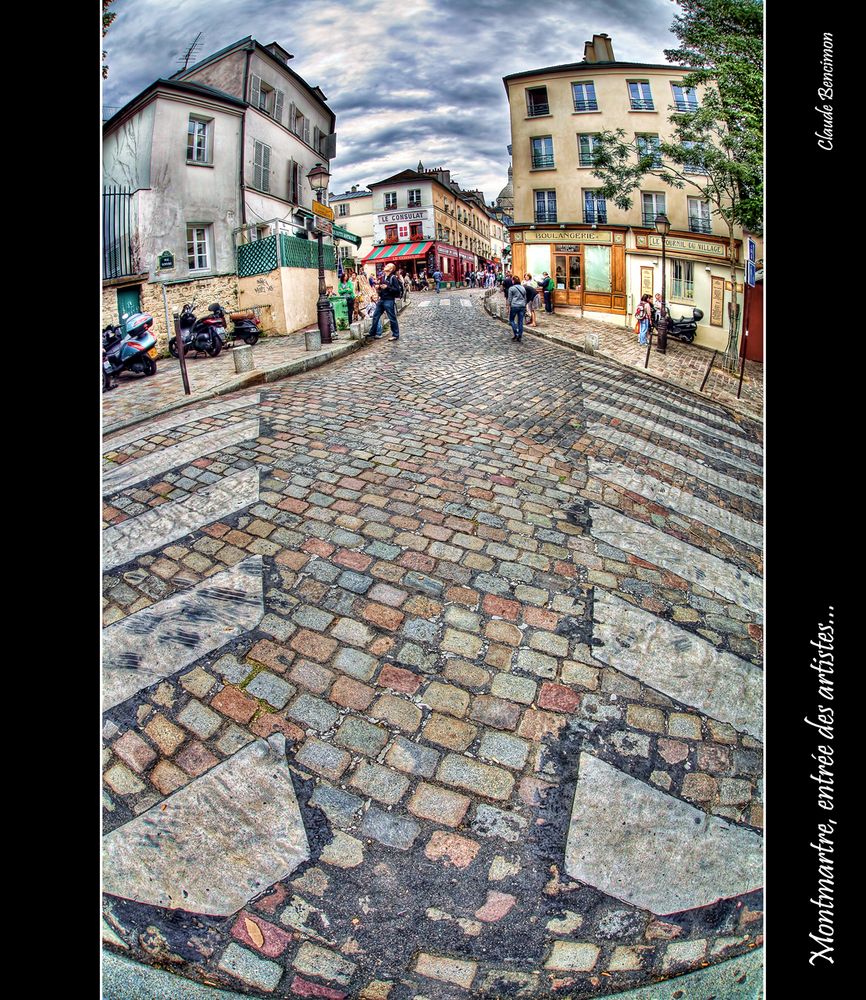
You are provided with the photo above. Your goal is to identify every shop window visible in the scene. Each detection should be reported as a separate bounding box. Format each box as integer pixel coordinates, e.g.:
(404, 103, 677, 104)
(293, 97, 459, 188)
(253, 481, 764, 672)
(672, 259, 695, 300)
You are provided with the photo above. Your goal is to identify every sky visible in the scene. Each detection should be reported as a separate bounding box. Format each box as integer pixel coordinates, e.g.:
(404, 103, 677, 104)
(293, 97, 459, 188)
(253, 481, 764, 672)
(102, 0, 680, 204)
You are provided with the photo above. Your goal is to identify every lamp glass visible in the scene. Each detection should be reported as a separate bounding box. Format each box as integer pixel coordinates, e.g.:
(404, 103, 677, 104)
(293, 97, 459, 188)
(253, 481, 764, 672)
(307, 162, 331, 192)
(654, 213, 671, 237)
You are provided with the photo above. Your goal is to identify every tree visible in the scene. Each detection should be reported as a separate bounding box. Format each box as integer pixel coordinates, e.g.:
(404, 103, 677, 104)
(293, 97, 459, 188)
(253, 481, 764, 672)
(103, 0, 117, 79)
(590, 0, 763, 370)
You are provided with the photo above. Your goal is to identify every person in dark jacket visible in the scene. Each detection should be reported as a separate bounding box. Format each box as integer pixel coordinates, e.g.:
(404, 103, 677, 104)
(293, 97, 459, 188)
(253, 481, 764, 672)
(541, 271, 554, 313)
(367, 262, 403, 341)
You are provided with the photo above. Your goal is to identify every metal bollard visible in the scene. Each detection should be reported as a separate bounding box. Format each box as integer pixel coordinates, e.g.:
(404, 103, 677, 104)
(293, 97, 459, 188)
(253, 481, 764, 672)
(233, 344, 255, 374)
(305, 328, 322, 352)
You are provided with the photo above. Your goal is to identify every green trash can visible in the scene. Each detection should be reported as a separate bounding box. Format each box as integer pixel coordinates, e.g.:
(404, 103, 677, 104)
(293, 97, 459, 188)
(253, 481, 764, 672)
(329, 295, 349, 331)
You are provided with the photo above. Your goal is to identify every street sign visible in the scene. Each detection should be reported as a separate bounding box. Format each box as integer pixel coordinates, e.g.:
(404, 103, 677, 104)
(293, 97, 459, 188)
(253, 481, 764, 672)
(747, 237, 756, 263)
(312, 201, 335, 221)
(315, 218, 333, 236)
(158, 250, 175, 270)
(746, 261, 756, 288)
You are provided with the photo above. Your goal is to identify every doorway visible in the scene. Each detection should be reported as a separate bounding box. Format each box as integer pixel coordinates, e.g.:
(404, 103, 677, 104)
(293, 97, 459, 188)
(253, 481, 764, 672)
(117, 285, 142, 321)
(553, 254, 581, 306)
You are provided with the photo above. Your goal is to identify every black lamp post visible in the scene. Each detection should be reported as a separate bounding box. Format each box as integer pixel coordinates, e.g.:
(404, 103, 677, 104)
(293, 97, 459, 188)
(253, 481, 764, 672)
(654, 212, 671, 353)
(307, 162, 333, 345)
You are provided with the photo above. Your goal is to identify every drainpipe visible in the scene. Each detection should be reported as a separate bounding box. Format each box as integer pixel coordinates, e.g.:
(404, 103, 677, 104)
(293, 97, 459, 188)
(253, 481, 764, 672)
(239, 44, 253, 226)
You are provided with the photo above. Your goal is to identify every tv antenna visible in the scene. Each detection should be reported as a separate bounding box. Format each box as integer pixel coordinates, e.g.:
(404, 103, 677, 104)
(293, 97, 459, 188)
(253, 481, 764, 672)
(178, 33, 203, 71)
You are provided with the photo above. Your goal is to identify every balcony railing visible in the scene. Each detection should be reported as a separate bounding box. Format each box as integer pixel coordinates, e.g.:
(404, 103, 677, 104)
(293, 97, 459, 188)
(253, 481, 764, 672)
(684, 163, 709, 175)
(673, 100, 698, 112)
(584, 208, 607, 224)
(573, 99, 599, 112)
(641, 212, 664, 227)
(630, 98, 655, 111)
(527, 102, 550, 117)
(578, 153, 597, 167)
(688, 216, 712, 234)
(407, 200, 422, 208)
(531, 153, 555, 169)
(534, 210, 558, 223)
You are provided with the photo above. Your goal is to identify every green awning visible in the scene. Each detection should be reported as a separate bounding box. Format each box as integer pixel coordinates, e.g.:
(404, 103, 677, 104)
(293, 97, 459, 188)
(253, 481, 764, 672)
(332, 224, 361, 247)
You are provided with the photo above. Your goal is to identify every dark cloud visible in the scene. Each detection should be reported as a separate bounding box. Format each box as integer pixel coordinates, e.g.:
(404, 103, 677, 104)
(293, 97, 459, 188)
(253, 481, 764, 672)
(103, 0, 678, 201)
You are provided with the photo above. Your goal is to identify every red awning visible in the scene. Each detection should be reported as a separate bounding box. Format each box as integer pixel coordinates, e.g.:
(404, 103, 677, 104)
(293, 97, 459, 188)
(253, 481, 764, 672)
(361, 240, 433, 263)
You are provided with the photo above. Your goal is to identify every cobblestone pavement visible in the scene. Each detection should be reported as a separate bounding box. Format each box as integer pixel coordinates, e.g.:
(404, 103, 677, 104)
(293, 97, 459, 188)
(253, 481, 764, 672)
(482, 291, 763, 420)
(102, 287, 763, 999)
(102, 333, 358, 431)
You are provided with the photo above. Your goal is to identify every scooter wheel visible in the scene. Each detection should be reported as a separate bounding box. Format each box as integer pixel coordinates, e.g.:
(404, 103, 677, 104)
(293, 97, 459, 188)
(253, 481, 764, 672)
(244, 333, 260, 347)
(142, 356, 157, 376)
(168, 338, 179, 358)
(206, 339, 222, 357)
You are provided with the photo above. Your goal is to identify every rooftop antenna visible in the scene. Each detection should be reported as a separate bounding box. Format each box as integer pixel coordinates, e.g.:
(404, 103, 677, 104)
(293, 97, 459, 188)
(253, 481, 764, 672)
(178, 32, 203, 71)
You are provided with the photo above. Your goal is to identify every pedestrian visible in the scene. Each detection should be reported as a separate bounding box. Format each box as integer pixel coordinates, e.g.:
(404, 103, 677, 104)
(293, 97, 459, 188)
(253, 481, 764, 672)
(507, 278, 527, 341)
(540, 271, 554, 313)
(367, 262, 403, 341)
(635, 294, 653, 345)
(523, 273, 540, 328)
(338, 269, 356, 325)
(502, 271, 514, 297)
(433, 268, 442, 293)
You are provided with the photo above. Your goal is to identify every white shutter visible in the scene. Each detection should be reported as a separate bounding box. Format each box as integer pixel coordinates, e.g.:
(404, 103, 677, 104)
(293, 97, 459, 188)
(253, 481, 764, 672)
(313, 126, 321, 152)
(274, 90, 284, 123)
(261, 143, 270, 193)
(302, 119, 310, 146)
(288, 158, 296, 202)
(289, 102, 296, 134)
(253, 140, 263, 190)
(250, 75, 261, 108)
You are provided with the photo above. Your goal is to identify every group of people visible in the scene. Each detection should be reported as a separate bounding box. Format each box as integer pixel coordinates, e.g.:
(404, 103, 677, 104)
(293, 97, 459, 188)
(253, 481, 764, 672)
(502, 271, 555, 342)
(634, 292, 666, 345)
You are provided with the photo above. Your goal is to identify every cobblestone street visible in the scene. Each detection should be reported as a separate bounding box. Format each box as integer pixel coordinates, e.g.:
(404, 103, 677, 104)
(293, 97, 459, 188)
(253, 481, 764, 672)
(102, 287, 763, 999)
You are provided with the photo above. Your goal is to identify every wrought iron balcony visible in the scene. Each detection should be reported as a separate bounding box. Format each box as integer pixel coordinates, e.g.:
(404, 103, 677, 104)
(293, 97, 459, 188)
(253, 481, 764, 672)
(578, 153, 597, 167)
(584, 208, 607, 224)
(630, 98, 655, 111)
(527, 102, 550, 117)
(684, 163, 709, 175)
(573, 99, 599, 112)
(673, 100, 698, 112)
(407, 200, 422, 208)
(531, 153, 555, 169)
(641, 212, 664, 227)
(534, 210, 558, 223)
(688, 216, 712, 234)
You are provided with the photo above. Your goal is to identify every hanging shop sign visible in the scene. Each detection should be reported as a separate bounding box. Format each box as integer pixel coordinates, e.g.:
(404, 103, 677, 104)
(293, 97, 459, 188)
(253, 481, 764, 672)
(312, 201, 335, 221)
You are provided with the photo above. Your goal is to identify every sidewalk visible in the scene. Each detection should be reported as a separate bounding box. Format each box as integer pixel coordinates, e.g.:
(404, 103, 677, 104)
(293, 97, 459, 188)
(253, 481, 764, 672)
(484, 291, 763, 422)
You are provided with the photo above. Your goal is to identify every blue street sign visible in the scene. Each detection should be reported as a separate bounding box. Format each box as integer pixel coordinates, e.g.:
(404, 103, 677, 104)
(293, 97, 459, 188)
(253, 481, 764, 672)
(746, 261, 756, 287)
(747, 237, 756, 263)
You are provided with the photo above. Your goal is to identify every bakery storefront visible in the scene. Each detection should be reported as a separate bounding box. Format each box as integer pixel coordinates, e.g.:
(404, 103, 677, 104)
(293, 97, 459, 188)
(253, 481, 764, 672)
(628, 229, 743, 352)
(509, 226, 628, 318)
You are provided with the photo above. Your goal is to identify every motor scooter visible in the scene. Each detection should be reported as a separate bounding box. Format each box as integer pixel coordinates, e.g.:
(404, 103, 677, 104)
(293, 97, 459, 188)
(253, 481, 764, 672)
(102, 312, 158, 391)
(168, 303, 222, 358)
(653, 305, 704, 344)
(204, 303, 261, 348)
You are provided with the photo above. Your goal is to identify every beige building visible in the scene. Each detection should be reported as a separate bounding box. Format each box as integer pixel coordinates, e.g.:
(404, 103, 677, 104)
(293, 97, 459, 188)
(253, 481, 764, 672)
(504, 33, 744, 348)
(330, 187, 374, 270)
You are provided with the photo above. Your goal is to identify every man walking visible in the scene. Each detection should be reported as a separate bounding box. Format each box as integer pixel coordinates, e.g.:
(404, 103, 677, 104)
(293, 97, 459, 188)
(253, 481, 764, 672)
(507, 279, 527, 341)
(541, 272, 554, 313)
(367, 262, 403, 341)
(433, 268, 442, 293)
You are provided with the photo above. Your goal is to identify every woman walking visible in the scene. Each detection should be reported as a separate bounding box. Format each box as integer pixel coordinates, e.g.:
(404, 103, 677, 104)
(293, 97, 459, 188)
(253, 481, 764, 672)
(636, 294, 653, 346)
(523, 273, 540, 328)
(339, 269, 357, 324)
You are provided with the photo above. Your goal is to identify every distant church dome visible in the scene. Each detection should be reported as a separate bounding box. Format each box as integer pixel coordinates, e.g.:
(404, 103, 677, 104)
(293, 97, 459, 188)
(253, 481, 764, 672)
(496, 163, 513, 214)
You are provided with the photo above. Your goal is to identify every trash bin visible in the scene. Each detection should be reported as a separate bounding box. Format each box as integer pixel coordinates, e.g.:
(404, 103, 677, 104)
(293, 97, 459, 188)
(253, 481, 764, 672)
(328, 295, 349, 331)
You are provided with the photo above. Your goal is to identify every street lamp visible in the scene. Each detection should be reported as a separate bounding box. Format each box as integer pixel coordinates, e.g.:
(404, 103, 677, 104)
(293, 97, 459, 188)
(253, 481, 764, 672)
(654, 213, 671, 353)
(307, 162, 333, 345)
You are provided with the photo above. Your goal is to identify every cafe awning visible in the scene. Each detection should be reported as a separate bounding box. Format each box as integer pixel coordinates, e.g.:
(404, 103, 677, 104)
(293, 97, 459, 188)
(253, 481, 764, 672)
(361, 240, 433, 263)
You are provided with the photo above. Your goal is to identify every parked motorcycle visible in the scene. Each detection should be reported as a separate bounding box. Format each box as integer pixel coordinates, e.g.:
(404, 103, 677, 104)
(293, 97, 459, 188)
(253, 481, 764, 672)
(102, 311, 158, 391)
(653, 305, 704, 344)
(204, 303, 261, 348)
(168, 302, 222, 358)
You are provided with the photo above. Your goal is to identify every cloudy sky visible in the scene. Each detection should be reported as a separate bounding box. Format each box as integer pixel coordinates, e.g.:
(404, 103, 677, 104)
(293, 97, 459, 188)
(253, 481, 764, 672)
(103, 0, 680, 203)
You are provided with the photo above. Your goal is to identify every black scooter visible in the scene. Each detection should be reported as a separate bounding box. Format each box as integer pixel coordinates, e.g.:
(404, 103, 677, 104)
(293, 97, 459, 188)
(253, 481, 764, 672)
(168, 303, 222, 358)
(653, 305, 704, 344)
(205, 303, 261, 349)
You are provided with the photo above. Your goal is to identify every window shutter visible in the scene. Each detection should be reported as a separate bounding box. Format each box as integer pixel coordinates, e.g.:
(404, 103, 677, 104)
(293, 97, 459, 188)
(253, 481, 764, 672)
(253, 140, 263, 190)
(288, 158, 296, 202)
(289, 102, 297, 134)
(303, 119, 310, 146)
(313, 125, 320, 152)
(250, 75, 261, 108)
(261, 143, 270, 192)
(274, 89, 284, 124)
(322, 132, 337, 160)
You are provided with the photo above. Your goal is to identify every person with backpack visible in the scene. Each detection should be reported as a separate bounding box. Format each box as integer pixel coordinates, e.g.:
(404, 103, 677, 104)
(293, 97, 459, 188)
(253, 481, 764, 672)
(507, 279, 527, 341)
(367, 262, 404, 341)
(635, 294, 653, 345)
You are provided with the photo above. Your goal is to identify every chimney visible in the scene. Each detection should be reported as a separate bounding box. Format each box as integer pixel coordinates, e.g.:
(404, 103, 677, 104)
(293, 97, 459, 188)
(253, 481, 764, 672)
(583, 40, 597, 63)
(593, 33, 614, 62)
(351, 185, 357, 192)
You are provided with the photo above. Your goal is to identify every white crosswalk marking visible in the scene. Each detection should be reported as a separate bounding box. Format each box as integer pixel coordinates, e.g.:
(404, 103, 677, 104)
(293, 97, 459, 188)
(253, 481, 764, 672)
(460, 299, 472, 308)
(418, 300, 431, 308)
(439, 299, 451, 306)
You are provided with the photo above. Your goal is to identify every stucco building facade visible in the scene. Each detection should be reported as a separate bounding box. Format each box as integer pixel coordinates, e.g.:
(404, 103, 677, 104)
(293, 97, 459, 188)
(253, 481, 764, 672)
(504, 33, 744, 349)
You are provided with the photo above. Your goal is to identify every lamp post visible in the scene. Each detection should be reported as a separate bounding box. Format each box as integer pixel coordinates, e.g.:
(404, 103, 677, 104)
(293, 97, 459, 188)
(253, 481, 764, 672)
(654, 213, 671, 354)
(307, 162, 333, 345)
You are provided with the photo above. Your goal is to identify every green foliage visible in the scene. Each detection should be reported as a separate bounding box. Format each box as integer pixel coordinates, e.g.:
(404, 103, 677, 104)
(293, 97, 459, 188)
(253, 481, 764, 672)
(103, 0, 117, 79)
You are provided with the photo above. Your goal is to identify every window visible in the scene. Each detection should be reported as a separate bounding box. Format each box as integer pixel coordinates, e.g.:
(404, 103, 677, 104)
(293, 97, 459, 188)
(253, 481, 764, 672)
(671, 83, 698, 112)
(289, 105, 310, 145)
(628, 81, 654, 111)
(531, 136, 555, 169)
(253, 141, 271, 193)
(572, 81, 598, 112)
(672, 259, 695, 300)
(250, 76, 285, 123)
(688, 197, 712, 234)
(385, 225, 398, 242)
(583, 190, 607, 224)
(641, 192, 666, 227)
(577, 133, 600, 167)
(534, 190, 557, 223)
(408, 188, 421, 207)
(636, 134, 662, 167)
(186, 117, 211, 164)
(338, 203, 350, 217)
(385, 192, 397, 209)
(186, 225, 210, 271)
(682, 141, 709, 174)
(410, 222, 423, 239)
(526, 86, 549, 117)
